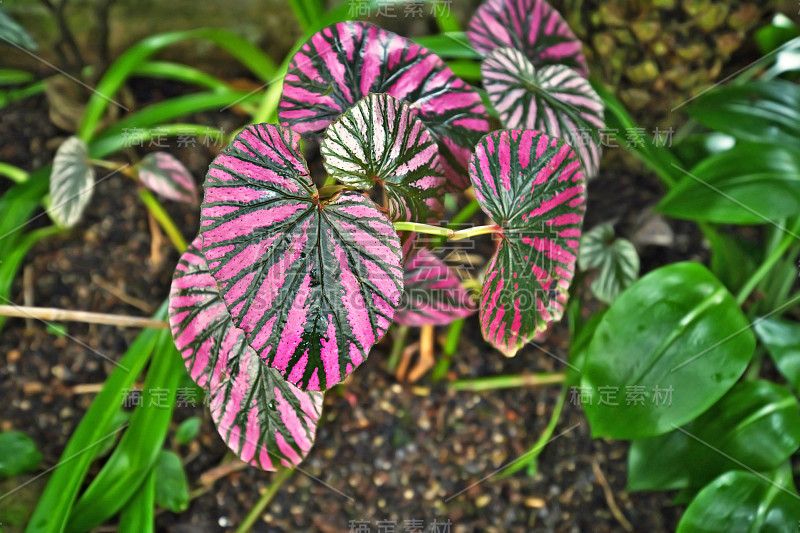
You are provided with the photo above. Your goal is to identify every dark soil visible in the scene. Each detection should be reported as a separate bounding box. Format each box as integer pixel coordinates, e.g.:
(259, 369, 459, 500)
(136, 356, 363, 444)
(0, 80, 688, 532)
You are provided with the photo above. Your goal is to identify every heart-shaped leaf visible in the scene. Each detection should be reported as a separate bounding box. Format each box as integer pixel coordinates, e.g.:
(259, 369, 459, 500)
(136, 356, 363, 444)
(48, 136, 95, 228)
(578, 223, 639, 304)
(628, 380, 800, 495)
(660, 146, 800, 225)
(676, 467, 800, 533)
(467, 0, 588, 76)
(394, 248, 476, 327)
(279, 21, 489, 190)
(481, 47, 603, 177)
(169, 239, 323, 469)
(469, 129, 586, 356)
(321, 93, 445, 222)
(137, 152, 198, 204)
(199, 123, 404, 390)
(581, 262, 755, 440)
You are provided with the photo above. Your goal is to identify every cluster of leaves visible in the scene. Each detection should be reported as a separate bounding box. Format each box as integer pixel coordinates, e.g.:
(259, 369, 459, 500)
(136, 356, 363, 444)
(168, 0, 605, 470)
(577, 17, 800, 530)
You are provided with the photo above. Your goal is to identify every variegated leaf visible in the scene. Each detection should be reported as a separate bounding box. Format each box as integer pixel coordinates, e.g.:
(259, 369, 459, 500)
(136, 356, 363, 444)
(482, 47, 603, 178)
(578, 223, 639, 304)
(137, 152, 198, 204)
(48, 136, 95, 228)
(168, 239, 323, 470)
(279, 21, 489, 190)
(199, 123, 404, 391)
(394, 248, 476, 327)
(470, 130, 586, 356)
(321, 94, 445, 222)
(467, 0, 588, 76)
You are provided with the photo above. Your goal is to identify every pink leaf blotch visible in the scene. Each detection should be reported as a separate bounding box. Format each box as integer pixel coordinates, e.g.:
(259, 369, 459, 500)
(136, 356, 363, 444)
(321, 94, 446, 222)
(137, 152, 198, 204)
(467, 0, 588, 77)
(199, 123, 404, 391)
(279, 21, 489, 190)
(394, 248, 476, 327)
(168, 238, 323, 470)
(469, 129, 586, 356)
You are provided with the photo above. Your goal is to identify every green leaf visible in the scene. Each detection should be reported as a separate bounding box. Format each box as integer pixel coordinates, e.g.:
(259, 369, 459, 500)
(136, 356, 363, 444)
(755, 14, 800, 54)
(0, 432, 42, 478)
(628, 380, 800, 495)
(154, 451, 189, 513)
(581, 262, 755, 439)
(48, 136, 95, 228)
(686, 81, 800, 151)
(175, 417, 201, 445)
(118, 467, 155, 533)
(755, 317, 800, 390)
(660, 146, 800, 225)
(0, 8, 38, 51)
(578, 223, 639, 304)
(677, 466, 800, 533)
(708, 231, 760, 294)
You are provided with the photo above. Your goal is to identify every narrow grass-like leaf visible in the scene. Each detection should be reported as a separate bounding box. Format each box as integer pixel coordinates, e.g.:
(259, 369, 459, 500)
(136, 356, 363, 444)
(169, 239, 323, 469)
(199, 124, 404, 390)
(137, 152, 198, 204)
(321, 94, 445, 222)
(482, 47, 603, 177)
(469, 130, 585, 356)
(395, 248, 476, 327)
(467, 0, 587, 76)
(48, 136, 95, 228)
(0, 8, 37, 51)
(279, 21, 489, 190)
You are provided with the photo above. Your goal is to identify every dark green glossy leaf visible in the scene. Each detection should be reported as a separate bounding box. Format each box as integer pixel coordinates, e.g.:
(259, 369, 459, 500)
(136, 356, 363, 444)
(708, 231, 760, 294)
(582, 262, 755, 439)
(660, 146, 800, 224)
(755, 318, 800, 390)
(578, 223, 639, 304)
(48, 136, 95, 228)
(677, 466, 800, 533)
(628, 380, 800, 495)
(687, 81, 800, 150)
(154, 450, 189, 513)
(0, 432, 42, 478)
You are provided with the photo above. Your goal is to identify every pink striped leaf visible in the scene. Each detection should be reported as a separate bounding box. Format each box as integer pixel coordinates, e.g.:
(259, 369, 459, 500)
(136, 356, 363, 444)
(470, 130, 586, 356)
(482, 47, 603, 178)
(137, 152, 198, 204)
(279, 21, 490, 190)
(321, 94, 446, 222)
(199, 124, 404, 391)
(168, 238, 323, 470)
(467, 0, 588, 76)
(394, 248, 476, 327)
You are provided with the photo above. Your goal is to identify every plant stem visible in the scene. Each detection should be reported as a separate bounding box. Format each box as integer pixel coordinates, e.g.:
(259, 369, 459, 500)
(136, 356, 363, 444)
(449, 372, 566, 392)
(496, 384, 568, 478)
(431, 318, 465, 382)
(235, 467, 294, 533)
(387, 325, 410, 372)
(0, 162, 29, 184)
(393, 221, 499, 241)
(0, 304, 168, 329)
(138, 189, 188, 253)
(736, 218, 800, 306)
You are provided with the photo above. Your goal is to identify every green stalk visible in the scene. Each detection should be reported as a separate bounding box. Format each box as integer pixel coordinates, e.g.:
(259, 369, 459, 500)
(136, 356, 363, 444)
(138, 189, 188, 253)
(387, 325, 410, 372)
(432, 198, 482, 248)
(394, 221, 498, 240)
(431, 318, 465, 381)
(0, 161, 29, 184)
(736, 217, 800, 306)
(235, 468, 294, 533)
(449, 372, 566, 392)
